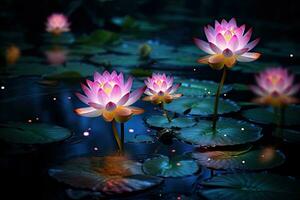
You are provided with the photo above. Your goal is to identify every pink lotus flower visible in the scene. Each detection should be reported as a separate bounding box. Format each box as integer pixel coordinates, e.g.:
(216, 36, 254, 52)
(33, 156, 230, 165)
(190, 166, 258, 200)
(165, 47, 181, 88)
(75, 71, 145, 122)
(46, 13, 70, 35)
(143, 73, 182, 104)
(250, 67, 300, 106)
(194, 18, 260, 69)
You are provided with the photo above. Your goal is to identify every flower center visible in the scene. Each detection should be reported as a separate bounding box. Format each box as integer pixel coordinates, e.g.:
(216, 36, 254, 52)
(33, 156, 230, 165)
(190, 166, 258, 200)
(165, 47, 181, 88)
(268, 75, 281, 85)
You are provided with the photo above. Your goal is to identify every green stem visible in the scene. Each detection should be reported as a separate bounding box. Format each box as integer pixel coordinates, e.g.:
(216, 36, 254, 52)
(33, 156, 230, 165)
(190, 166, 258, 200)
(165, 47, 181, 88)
(120, 122, 125, 154)
(160, 102, 172, 122)
(212, 68, 227, 130)
(111, 120, 122, 153)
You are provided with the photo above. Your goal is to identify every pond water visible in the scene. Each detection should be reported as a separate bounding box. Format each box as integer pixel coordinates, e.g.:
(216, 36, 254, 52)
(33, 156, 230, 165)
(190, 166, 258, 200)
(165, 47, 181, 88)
(1, 1, 300, 200)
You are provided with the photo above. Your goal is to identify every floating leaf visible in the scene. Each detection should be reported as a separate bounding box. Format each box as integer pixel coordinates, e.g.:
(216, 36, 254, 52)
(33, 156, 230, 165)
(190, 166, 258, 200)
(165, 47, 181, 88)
(76, 30, 120, 46)
(44, 62, 102, 79)
(177, 118, 262, 146)
(70, 45, 106, 55)
(49, 156, 163, 195)
(90, 54, 141, 67)
(274, 129, 300, 144)
(242, 106, 300, 126)
(146, 115, 196, 128)
(175, 79, 232, 97)
(164, 97, 240, 116)
(200, 173, 300, 200)
(142, 154, 199, 177)
(192, 147, 285, 170)
(43, 32, 75, 45)
(0, 122, 71, 144)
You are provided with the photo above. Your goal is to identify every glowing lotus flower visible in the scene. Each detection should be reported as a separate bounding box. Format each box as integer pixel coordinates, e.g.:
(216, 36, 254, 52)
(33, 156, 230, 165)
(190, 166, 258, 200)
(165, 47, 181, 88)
(46, 13, 70, 35)
(194, 18, 260, 69)
(250, 67, 299, 106)
(75, 71, 145, 122)
(143, 73, 182, 104)
(6, 45, 21, 65)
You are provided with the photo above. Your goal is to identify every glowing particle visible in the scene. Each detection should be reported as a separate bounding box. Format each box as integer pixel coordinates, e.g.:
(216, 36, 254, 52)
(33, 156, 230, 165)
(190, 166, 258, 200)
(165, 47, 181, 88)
(53, 97, 57, 101)
(207, 158, 211, 161)
(193, 68, 196, 71)
(88, 127, 92, 131)
(290, 54, 294, 58)
(129, 128, 134, 133)
(147, 129, 151, 132)
(242, 160, 246, 164)
(223, 93, 227, 97)
(67, 96, 71, 100)
(241, 127, 245, 131)
(83, 131, 90, 136)
(204, 88, 207, 91)
(223, 134, 227, 137)
(171, 149, 176, 153)
(207, 91, 211, 95)
(36, 117, 39, 121)
(1, 86, 5, 90)
(177, 196, 181, 200)
(261, 154, 265, 158)
(93, 147, 99, 151)
(28, 119, 32, 123)
(176, 162, 181, 166)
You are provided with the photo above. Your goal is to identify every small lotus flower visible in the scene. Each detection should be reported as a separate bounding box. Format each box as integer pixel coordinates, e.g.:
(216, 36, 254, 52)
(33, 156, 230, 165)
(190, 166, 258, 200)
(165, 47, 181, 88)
(194, 18, 260, 69)
(6, 45, 21, 65)
(250, 67, 299, 106)
(46, 13, 70, 35)
(143, 73, 182, 104)
(75, 71, 145, 122)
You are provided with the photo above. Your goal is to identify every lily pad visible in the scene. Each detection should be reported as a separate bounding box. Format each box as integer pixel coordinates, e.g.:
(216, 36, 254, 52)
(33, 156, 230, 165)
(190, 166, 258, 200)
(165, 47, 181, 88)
(164, 97, 240, 116)
(90, 54, 141, 67)
(70, 45, 106, 55)
(200, 173, 300, 200)
(158, 52, 200, 67)
(44, 62, 102, 79)
(146, 115, 196, 128)
(7, 63, 56, 76)
(274, 129, 300, 144)
(76, 30, 120, 46)
(177, 118, 262, 146)
(142, 154, 199, 177)
(43, 32, 75, 45)
(175, 79, 232, 97)
(242, 106, 300, 126)
(0, 122, 71, 144)
(49, 156, 163, 195)
(192, 147, 285, 170)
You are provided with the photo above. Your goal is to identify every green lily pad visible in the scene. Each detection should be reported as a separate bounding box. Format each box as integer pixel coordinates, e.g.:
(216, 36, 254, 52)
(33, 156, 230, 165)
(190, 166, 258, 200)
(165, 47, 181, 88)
(126, 134, 154, 144)
(146, 115, 196, 128)
(70, 45, 106, 55)
(200, 173, 300, 200)
(175, 79, 232, 97)
(232, 61, 279, 73)
(0, 122, 71, 144)
(43, 32, 75, 45)
(177, 118, 262, 147)
(90, 54, 141, 67)
(7, 63, 56, 76)
(44, 62, 102, 79)
(76, 30, 120, 46)
(274, 129, 300, 144)
(164, 97, 240, 116)
(192, 147, 285, 170)
(142, 154, 199, 177)
(158, 52, 200, 67)
(49, 156, 163, 195)
(242, 106, 300, 126)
